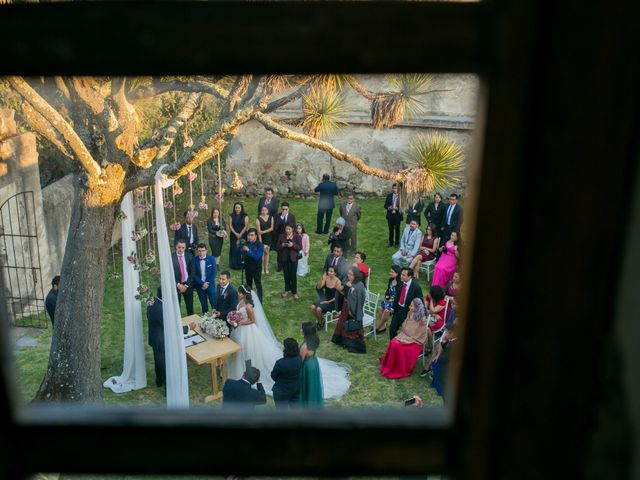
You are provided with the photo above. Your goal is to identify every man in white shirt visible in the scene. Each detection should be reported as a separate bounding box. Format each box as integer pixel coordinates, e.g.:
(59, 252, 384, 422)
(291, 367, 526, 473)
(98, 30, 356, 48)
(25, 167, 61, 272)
(171, 239, 195, 315)
(392, 220, 423, 266)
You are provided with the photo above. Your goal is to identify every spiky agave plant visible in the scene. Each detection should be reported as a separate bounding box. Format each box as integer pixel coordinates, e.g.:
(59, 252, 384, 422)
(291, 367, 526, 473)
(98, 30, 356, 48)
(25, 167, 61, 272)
(307, 74, 347, 93)
(299, 87, 349, 139)
(399, 132, 465, 206)
(371, 74, 433, 129)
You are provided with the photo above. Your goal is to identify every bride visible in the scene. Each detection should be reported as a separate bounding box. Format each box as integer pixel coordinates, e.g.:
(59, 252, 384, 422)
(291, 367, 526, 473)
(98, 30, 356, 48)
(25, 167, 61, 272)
(226, 284, 351, 400)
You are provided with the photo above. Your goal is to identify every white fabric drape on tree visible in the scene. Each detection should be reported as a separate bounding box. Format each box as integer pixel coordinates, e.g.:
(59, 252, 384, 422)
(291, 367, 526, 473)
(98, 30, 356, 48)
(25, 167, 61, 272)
(155, 165, 190, 408)
(103, 192, 147, 394)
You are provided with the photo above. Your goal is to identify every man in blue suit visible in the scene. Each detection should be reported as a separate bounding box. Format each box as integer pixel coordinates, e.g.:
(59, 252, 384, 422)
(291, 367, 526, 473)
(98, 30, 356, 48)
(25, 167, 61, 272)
(193, 243, 217, 314)
(222, 366, 267, 409)
(314, 173, 339, 234)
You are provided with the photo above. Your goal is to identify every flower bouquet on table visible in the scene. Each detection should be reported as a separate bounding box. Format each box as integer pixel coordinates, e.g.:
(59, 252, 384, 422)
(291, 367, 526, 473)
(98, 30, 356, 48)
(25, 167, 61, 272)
(200, 312, 230, 340)
(226, 310, 243, 329)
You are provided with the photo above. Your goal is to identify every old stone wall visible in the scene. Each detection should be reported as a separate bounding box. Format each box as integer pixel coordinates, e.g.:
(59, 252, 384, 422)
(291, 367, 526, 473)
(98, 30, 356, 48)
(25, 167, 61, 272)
(227, 74, 478, 196)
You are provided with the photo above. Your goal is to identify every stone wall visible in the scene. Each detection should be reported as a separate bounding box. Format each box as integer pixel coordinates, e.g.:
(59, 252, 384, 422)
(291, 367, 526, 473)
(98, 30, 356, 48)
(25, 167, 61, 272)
(227, 74, 479, 196)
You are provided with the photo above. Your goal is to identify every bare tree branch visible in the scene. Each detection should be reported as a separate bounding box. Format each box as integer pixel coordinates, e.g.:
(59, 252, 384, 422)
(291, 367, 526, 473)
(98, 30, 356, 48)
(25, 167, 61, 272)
(253, 112, 400, 181)
(263, 78, 312, 113)
(127, 79, 228, 101)
(344, 75, 378, 101)
(21, 102, 74, 160)
(8, 76, 102, 182)
(239, 75, 262, 108)
(223, 75, 251, 114)
(110, 77, 138, 158)
(134, 92, 202, 167)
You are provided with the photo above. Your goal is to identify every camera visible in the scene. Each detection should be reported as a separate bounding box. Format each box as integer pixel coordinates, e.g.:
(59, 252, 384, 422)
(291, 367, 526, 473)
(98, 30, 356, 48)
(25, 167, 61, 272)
(239, 238, 247, 247)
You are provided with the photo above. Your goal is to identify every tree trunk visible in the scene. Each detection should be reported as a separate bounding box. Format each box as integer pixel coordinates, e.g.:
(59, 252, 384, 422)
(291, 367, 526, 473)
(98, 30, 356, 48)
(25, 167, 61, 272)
(35, 173, 123, 403)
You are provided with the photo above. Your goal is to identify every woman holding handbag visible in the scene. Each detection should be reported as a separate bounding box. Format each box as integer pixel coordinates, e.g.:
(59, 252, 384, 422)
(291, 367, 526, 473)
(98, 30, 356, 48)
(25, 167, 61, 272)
(331, 267, 367, 354)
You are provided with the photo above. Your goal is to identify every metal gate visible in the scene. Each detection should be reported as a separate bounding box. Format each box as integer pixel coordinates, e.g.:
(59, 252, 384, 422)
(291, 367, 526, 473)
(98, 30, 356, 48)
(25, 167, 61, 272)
(0, 191, 48, 328)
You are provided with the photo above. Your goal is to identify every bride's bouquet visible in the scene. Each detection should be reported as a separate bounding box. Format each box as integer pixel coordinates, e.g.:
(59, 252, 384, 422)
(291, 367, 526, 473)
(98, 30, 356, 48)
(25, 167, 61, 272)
(226, 310, 243, 328)
(200, 312, 230, 339)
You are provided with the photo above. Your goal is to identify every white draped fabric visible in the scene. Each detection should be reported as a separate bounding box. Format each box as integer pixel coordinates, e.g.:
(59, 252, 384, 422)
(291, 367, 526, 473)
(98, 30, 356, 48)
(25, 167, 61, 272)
(155, 165, 190, 408)
(103, 192, 148, 394)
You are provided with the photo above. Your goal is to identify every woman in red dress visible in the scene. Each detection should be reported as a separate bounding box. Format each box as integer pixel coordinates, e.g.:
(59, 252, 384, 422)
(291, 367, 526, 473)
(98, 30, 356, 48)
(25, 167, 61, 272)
(425, 285, 448, 350)
(379, 297, 428, 379)
(409, 223, 439, 279)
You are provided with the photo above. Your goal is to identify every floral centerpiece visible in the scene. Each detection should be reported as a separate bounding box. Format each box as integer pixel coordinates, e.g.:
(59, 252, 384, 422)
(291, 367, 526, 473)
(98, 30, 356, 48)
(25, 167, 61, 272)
(200, 312, 230, 339)
(226, 310, 244, 329)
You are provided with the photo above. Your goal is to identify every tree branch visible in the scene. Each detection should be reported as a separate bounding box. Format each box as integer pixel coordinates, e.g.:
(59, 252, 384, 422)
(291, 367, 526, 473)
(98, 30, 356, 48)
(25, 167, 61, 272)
(110, 77, 138, 158)
(127, 79, 228, 101)
(263, 78, 312, 113)
(345, 75, 378, 101)
(223, 75, 251, 114)
(134, 92, 202, 167)
(253, 112, 400, 181)
(8, 76, 102, 182)
(21, 102, 74, 160)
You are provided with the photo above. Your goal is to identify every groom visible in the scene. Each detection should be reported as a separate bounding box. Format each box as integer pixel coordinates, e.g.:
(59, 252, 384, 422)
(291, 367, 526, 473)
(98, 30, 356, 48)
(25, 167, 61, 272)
(213, 270, 239, 323)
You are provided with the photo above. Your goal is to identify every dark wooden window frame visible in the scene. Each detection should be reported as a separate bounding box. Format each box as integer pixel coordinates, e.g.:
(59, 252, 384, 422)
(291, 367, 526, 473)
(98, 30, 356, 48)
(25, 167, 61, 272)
(0, 1, 638, 479)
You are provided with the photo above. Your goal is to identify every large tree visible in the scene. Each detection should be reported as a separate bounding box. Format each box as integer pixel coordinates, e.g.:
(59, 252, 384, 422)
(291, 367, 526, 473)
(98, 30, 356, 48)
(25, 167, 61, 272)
(7, 75, 464, 402)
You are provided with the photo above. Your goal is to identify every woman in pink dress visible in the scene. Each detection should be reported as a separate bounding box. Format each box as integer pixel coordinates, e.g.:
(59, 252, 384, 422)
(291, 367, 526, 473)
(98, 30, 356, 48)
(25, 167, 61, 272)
(379, 297, 428, 379)
(431, 231, 460, 289)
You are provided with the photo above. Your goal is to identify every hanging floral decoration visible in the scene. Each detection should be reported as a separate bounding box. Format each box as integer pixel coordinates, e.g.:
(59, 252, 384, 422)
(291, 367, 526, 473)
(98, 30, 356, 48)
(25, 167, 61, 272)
(230, 170, 244, 191)
(198, 164, 208, 210)
(164, 200, 173, 209)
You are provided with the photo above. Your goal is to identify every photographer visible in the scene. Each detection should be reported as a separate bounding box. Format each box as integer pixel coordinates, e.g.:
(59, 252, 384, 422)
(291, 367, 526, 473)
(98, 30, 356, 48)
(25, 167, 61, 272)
(242, 228, 265, 302)
(328, 217, 350, 253)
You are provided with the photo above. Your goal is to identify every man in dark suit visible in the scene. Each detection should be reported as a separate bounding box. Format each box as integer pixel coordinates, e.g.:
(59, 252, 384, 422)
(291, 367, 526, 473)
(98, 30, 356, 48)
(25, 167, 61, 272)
(273, 202, 297, 240)
(174, 210, 199, 255)
(442, 193, 463, 241)
(45, 275, 60, 326)
(256, 187, 279, 217)
(222, 366, 267, 409)
(193, 243, 217, 314)
(384, 183, 403, 247)
(323, 245, 349, 282)
(242, 228, 265, 302)
(405, 199, 424, 226)
(172, 239, 195, 315)
(147, 287, 196, 389)
(339, 194, 362, 253)
(389, 267, 424, 339)
(212, 270, 239, 322)
(270, 338, 302, 409)
(314, 173, 339, 234)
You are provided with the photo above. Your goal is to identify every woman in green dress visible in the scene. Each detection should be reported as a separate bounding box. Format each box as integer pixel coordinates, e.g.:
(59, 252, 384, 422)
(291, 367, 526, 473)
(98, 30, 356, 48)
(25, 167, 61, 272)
(299, 322, 324, 408)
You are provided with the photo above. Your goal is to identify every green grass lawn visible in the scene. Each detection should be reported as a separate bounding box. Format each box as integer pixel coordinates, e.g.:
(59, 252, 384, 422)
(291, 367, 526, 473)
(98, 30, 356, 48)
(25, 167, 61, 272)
(14, 196, 443, 409)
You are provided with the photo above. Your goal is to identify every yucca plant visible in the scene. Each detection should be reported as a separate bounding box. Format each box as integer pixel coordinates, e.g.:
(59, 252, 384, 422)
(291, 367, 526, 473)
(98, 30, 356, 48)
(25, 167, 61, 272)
(307, 74, 347, 93)
(263, 75, 293, 96)
(371, 74, 433, 129)
(299, 87, 349, 139)
(399, 132, 465, 205)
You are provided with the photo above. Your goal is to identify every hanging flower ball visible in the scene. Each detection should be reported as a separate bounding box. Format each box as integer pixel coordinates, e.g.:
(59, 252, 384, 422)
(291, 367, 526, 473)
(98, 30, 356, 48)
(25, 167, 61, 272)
(188, 204, 196, 211)
(214, 192, 225, 202)
(231, 171, 244, 191)
(131, 231, 142, 242)
(183, 136, 194, 148)
(149, 267, 161, 277)
(134, 187, 146, 197)
(173, 182, 183, 196)
(200, 195, 206, 203)
(126, 252, 137, 264)
(198, 201, 209, 210)
(170, 222, 182, 231)
(164, 201, 173, 209)
(187, 171, 197, 182)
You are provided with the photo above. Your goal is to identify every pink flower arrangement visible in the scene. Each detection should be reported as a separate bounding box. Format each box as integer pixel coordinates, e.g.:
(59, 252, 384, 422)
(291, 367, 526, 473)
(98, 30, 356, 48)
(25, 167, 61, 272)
(145, 298, 156, 307)
(226, 310, 244, 328)
(187, 171, 197, 182)
(214, 193, 225, 202)
(170, 222, 182, 231)
(149, 267, 161, 276)
(134, 187, 146, 197)
(186, 209, 198, 219)
(164, 201, 173, 209)
(173, 183, 183, 196)
(183, 136, 194, 148)
(198, 202, 209, 210)
(126, 253, 138, 265)
(137, 284, 150, 295)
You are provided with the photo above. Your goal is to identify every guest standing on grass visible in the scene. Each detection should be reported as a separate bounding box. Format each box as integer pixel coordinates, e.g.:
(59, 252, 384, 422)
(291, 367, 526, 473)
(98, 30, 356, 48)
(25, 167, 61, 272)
(207, 208, 227, 266)
(242, 228, 264, 302)
(339, 194, 362, 253)
(174, 210, 199, 256)
(328, 217, 350, 253)
(256, 206, 275, 274)
(424, 193, 445, 232)
(271, 337, 302, 409)
(331, 267, 367, 354)
(299, 322, 324, 408)
(296, 223, 310, 277)
(405, 198, 424, 226)
(193, 243, 217, 313)
(277, 225, 302, 299)
(257, 187, 279, 217)
(384, 183, 403, 247)
(172, 239, 195, 316)
(45, 275, 60, 326)
(441, 193, 463, 242)
(314, 173, 339, 234)
(229, 202, 249, 270)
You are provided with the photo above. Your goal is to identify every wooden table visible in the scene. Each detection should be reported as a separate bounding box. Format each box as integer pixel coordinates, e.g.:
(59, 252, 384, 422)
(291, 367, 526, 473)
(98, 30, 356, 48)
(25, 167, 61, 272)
(182, 314, 240, 403)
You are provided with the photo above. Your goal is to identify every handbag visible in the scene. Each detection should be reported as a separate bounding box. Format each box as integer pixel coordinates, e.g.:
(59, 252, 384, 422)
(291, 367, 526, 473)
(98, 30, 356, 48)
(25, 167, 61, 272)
(297, 250, 303, 260)
(343, 317, 362, 331)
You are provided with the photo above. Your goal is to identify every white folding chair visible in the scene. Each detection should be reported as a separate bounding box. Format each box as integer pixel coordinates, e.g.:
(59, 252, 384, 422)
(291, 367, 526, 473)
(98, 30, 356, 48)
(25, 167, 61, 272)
(419, 258, 437, 282)
(362, 290, 380, 339)
(365, 267, 371, 292)
(324, 309, 340, 332)
(421, 296, 450, 365)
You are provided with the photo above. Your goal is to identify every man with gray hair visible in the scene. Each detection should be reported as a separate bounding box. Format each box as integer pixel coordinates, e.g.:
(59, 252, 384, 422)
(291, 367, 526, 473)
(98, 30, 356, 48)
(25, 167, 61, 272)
(328, 217, 350, 252)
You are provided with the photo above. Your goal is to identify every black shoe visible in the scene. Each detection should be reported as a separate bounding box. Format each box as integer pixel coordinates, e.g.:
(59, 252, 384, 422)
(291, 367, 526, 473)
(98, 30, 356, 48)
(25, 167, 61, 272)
(315, 230, 322, 234)
(419, 367, 432, 378)
(375, 328, 387, 334)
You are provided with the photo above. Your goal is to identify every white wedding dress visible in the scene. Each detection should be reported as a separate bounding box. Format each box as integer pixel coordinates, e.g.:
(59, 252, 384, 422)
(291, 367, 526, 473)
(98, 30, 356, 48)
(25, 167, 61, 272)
(226, 292, 351, 400)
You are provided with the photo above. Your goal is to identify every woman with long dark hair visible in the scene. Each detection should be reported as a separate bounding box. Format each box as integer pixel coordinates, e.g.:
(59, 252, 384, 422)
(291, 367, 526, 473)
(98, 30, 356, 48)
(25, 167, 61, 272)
(229, 202, 248, 269)
(270, 337, 302, 409)
(331, 267, 367, 354)
(375, 265, 402, 334)
(409, 223, 439, 279)
(299, 322, 324, 408)
(256, 205, 274, 274)
(277, 224, 302, 299)
(207, 207, 227, 265)
(310, 265, 342, 329)
(431, 231, 460, 289)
